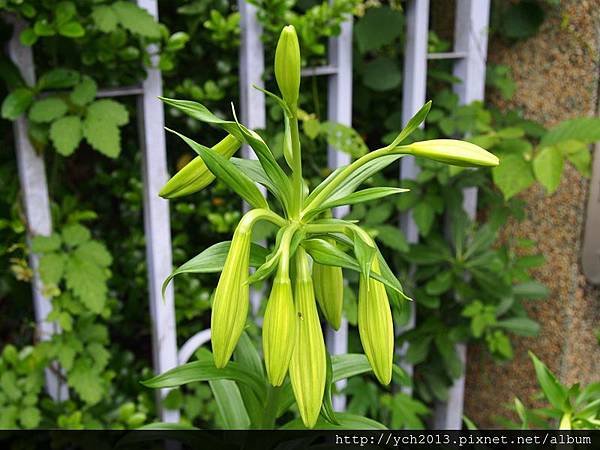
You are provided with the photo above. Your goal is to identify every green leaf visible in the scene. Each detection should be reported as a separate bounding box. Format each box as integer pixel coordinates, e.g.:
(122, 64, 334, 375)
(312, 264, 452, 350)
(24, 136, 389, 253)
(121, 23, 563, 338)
(541, 117, 600, 146)
(331, 354, 372, 382)
(64, 254, 107, 313)
(435, 335, 463, 379)
(389, 101, 432, 148)
(372, 225, 409, 252)
(320, 352, 339, 425)
(496, 317, 539, 336)
(320, 122, 368, 158)
(352, 231, 376, 281)
(69, 359, 104, 405)
(92, 5, 118, 33)
(28, 98, 68, 123)
(230, 158, 281, 198)
(58, 21, 85, 38)
(37, 69, 79, 90)
(354, 6, 403, 53)
(492, 154, 535, 199)
(112, 1, 161, 38)
(141, 359, 265, 399)
(564, 145, 591, 177)
(70, 76, 97, 106)
(1, 88, 34, 119)
(62, 223, 91, 246)
(533, 146, 564, 194)
(321, 187, 409, 210)
(20, 28, 38, 46)
(529, 351, 568, 410)
(362, 57, 402, 92)
(425, 271, 453, 295)
(75, 241, 112, 267)
(31, 233, 62, 252)
(19, 406, 41, 429)
(50, 116, 82, 156)
(161, 241, 268, 298)
(83, 106, 124, 158)
(167, 128, 268, 210)
(209, 379, 251, 429)
(39, 253, 65, 285)
(513, 281, 550, 299)
(413, 202, 435, 236)
(86, 99, 129, 126)
(159, 97, 243, 141)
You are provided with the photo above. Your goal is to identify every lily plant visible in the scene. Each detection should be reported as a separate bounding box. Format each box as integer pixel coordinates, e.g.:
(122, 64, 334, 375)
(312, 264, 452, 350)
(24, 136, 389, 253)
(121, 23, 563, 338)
(146, 25, 498, 428)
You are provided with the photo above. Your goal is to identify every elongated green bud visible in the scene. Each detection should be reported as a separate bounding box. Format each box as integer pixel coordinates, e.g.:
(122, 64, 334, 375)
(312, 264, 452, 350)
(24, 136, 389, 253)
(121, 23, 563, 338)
(290, 247, 326, 428)
(274, 25, 301, 112)
(210, 223, 251, 368)
(159, 134, 241, 198)
(358, 259, 393, 385)
(403, 139, 499, 167)
(313, 261, 344, 330)
(263, 270, 297, 386)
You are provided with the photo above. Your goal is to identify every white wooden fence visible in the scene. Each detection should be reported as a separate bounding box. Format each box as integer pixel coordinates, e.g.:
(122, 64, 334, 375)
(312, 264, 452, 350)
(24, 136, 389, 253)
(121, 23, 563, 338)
(7, 0, 490, 428)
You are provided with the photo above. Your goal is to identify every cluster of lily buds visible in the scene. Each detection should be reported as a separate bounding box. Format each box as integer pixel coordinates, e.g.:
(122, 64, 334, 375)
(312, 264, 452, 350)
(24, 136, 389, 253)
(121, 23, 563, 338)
(158, 24, 500, 429)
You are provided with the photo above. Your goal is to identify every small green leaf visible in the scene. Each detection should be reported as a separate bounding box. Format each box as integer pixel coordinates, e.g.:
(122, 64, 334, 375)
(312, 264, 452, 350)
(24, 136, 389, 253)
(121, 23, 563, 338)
(31, 234, 62, 252)
(1, 88, 34, 120)
(92, 5, 118, 33)
(320, 122, 368, 158)
(354, 6, 403, 53)
(62, 223, 91, 246)
(70, 76, 97, 106)
(39, 253, 65, 285)
(69, 359, 104, 405)
(50, 116, 82, 156)
(321, 187, 409, 210)
(28, 98, 68, 123)
(362, 57, 402, 92)
(533, 146, 564, 194)
(64, 254, 107, 313)
(389, 101, 432, 148)
(413, 202, 435, 236)
(541, 117, 600, 146)
(529, 351, 568, 411)
(372, 225, 409, 253)
(496, 317, 540, 336)
(492, 154, 535, 199)
(37, 69, 79, 90)
(112, 1, 161, 38)
(58, 21, 85, 38)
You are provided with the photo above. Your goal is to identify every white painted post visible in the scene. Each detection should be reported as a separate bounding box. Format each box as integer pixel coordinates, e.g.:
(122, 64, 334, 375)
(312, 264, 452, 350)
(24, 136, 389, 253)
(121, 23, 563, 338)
(5, 15, 68, 402)
(433, 0, 490, 430)
(325, 17, 353, 412)
(398, 0, 430, 396)
(136, 0, 179, 423)
(238, 0, 267, 316)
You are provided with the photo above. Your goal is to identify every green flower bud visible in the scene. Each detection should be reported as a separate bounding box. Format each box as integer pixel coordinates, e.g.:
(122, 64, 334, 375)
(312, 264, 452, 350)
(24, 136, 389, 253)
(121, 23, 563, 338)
(210, 224, 251, 368)
(290, 248, 326, 428)
(274, 25, 301, 112)
(313, 261, 344, 330)
(263, 270, 296, 386)
(159, 134, 241, 198)
(358, 259, 393, 385)
(403, 139, 499, 167)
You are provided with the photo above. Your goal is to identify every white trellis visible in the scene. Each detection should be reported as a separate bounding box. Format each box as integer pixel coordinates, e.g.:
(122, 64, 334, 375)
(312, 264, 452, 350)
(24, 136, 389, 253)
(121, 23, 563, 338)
(8, 0, 490, 429)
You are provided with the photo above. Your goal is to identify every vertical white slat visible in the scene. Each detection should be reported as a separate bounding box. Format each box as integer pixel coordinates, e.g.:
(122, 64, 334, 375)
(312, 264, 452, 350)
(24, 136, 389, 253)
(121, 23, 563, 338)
(6, 15, 69, 402)
(136, 0, 179, 423)
(398, 0, 430, 395)
(433, 0, 490, 430)
(238, 0, 267, 315)
(325, 18, 353, 412)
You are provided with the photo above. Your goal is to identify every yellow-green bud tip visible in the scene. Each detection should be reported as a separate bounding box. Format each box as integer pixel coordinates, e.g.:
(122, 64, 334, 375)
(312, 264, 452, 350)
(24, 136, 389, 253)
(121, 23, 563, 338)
(405, 139, 500, 168)
(275, 25, 301, 112)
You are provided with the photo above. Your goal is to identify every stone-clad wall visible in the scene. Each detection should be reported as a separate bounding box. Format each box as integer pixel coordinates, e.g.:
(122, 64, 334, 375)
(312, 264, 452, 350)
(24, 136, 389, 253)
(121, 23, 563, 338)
(463, 0, 600, 427)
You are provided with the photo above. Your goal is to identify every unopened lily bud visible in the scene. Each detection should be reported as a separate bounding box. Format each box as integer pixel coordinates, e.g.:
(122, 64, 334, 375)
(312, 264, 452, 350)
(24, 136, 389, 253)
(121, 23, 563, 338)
(263, 271, 296, 386)
(159, 134, 241, 198)
(210, 225, 251, 368)
(403, 139, 499, 167)
(274, 25, 301, 112)
(358, 259, 393, 385)
(290, 248, 326, 428)
(313, 261, 344, 330)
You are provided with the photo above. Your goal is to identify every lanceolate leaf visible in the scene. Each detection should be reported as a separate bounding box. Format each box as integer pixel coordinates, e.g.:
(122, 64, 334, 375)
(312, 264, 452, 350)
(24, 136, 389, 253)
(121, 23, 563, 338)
(320, 352, 339, 425)
(209, 379, 251, 429)
(352, 230, 376, 281)
(141, 359, 266, 399)
(230, 158, 282, 200)
(161, 241, 268, 298)
(389, 100, 432, 148)
(320, 187, 409, 210)
(167, 128, 269, 210)
(160, 97, 243, 141)
(529, 351, 568, 411)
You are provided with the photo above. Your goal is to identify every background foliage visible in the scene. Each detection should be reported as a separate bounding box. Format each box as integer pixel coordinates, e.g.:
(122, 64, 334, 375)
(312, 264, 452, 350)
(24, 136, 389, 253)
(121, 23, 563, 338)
(0, 0, 598, 429)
